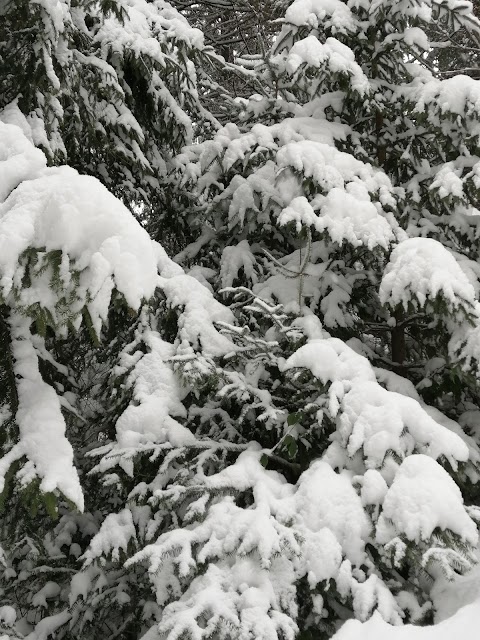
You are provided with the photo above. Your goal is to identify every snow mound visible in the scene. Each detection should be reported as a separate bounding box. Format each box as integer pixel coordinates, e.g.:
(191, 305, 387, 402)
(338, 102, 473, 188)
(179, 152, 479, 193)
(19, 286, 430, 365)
(296, 461, 369, 565)
(285, 337, 470, 472)
(332, 598, 480, 640)
(414, 74, 480, 117)
(160, 273, 235, 356)
(0, 314, 84, 510)
(284, 0, 357, 33)
(380, 238, 476, 312)
(376, 454, 477, 545)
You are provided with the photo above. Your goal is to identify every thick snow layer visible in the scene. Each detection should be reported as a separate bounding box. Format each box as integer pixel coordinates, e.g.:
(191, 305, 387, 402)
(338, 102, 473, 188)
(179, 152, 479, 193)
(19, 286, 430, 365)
(285, 338, 470, 472)
(402, 27, 430, 51)
(296, 461, 370, 565)
(0, 122, 46, 202)
(339, 381, 469, 471)
(432, 562, 480, 623)
(278, 188, 397, 249)
(380, 238, 476, 311)
(159, 273, 236, 356)
(115, 331, 191, 449)
(24, 609, 71, 640)
(276, 140, 395, 199)
(284, 0, 357, 33)
(332, 598, 480, 640)
(0, 123, 158, 334)
(283, 337, 375, 387)
(220, 241, 257, 289)
(0, 314, 84, 510)
(413, 74, 480, 117)
(285, 36, 369, 94)
(376, 455, 478, 545)
(157, 559, 298, 640)
(83, 509, 136, 563)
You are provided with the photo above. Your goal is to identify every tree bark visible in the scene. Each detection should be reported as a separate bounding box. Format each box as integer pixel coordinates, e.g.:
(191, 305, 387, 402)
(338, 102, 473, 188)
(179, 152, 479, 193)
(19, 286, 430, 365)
(391, 310, 406, 365)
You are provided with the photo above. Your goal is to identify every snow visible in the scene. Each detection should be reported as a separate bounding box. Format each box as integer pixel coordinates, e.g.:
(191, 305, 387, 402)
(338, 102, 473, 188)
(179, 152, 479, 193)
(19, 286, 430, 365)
(332, 598, 480, 640)
(338, 380, 469, 472)
(278, 187, 397, 250)
(285, 337, 471, 473)
(358, 469, 388, 507)
(276, 140, 394, 198)
(449, 314, 480, 372)
(31, 582, 61, 608)
(6, 0, 480, 637)
(83, 509, 136, 564)
(403, 27, 430, 51)
(157, 560, 298, 640)
(0, 101, 34, 142)
(114, 330, 191, 449)
(430, 162, 464, 199)
(24, 610, 71, 640)
(303, 527, 342, 586)
(311, 184, 398, 249)
(432, 561, 480, 623)
(283, 337, 375, 388)
(0, 122, 46, 202)
(412, 74, 480, 118)
(285, 36, 369, 94)
(380, 238, 477, 312)
(159, 273, 236, 356)
(93, 0, 206, 146)
(295, 461, 370, 565)
(376, 455, 478, 545)
(0, 123, 158, 334)
(0, 313, 84, 510)
(284, 0, 357, 33)
(220, 241, 257, 289)
(0, 606, 16, 626)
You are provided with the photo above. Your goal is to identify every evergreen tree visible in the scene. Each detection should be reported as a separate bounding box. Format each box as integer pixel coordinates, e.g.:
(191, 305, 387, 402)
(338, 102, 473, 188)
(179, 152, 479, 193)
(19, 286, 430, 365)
(65, 0, 480, 638)
(0, 0, 235, 233)
(2, 1, 480, 640)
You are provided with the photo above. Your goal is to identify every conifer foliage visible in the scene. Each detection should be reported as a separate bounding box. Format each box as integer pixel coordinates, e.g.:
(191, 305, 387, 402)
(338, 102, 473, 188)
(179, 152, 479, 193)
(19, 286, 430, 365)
(2, 1, 480, 640)
(0, 0, 230, 206)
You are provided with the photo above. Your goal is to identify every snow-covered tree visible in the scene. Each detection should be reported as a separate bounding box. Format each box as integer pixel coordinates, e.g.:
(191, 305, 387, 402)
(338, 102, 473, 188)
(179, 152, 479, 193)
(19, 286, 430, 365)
(3, 1, 480, 639)
(57, 0, 480, 638)
(0, 0, 236, 237)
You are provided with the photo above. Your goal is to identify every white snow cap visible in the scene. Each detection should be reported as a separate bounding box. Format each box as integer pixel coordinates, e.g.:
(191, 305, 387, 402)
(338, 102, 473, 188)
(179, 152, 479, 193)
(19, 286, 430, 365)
(296, 461, 370, 565)
(284, 337, 470, 472)
(0, 121, 167, 509)
(376, 454, 478, 545)
(285, 36, 369, 94)
(380, 237, 476, 311)
(0, 121, 46, 202)
(284, 0, 357, 33)
(0, 122, 158, 334)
